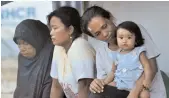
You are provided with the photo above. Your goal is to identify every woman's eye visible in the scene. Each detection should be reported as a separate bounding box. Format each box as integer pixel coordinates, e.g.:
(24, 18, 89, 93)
(53, 28, 57, 30)
(51, 27, 57, 30)
(95, 32, 101, 36)
(102, 24, 107, 29)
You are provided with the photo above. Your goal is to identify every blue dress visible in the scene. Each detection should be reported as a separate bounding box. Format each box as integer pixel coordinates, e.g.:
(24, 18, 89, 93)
(110, 46, 145, 91)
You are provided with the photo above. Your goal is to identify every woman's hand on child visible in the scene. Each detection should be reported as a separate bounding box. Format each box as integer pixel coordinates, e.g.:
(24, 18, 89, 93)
(89, 79, 105, 93)
(140, 89, 150, 98)
(107, 81, 116, 87)
(127, 90, 139, 98)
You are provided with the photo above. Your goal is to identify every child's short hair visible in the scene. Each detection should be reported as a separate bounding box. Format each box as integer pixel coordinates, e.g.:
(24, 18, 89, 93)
(115, 21, 144, 47)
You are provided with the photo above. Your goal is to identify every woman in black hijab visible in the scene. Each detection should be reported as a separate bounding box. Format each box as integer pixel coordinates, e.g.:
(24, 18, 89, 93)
(13, 19, 54, 98)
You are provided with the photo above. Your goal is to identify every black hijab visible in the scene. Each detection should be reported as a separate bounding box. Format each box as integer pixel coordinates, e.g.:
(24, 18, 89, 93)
(13, 19, 54, 98)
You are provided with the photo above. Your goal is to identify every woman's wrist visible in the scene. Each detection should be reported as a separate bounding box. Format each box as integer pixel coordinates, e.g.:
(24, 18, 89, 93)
(103, 79, 109, 85)
(143, 79, 151, 89)
(132, 81, 144, 95)
(142, 84, 151, 92)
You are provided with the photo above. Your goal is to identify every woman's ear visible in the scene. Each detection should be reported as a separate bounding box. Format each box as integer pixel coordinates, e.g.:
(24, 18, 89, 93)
(68, 25, 74, 36)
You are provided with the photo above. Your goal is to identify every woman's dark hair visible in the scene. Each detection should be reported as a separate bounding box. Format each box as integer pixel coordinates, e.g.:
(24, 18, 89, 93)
(115, 21, 144, 47)
(47, 6, 82, 41)
(81, 5, 113, 37)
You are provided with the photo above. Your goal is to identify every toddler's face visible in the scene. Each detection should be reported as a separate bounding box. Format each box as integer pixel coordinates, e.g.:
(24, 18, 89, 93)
(116, 28, 136, 51)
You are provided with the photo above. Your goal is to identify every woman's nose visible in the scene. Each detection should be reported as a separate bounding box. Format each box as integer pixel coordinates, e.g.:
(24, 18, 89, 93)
(19, 45, 26, 52)
(50, 29, 54, 36)
(102, 31, 108, 37)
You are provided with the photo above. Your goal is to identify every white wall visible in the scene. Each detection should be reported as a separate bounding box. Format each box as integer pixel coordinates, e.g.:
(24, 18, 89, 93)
(89, 1, 169, 75)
